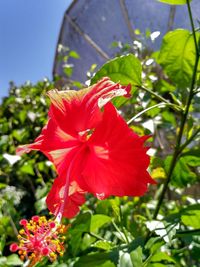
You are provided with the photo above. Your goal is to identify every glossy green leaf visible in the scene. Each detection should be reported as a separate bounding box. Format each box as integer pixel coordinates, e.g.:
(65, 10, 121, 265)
(157, 0, 191, 4)
(90, 214, 112, 232)
(91, 54, 141, 86)
(147, 264, 166, 267)
(92, 240, 114, 251)
(69, 50, 80, 59)
(181, 204, 200, 229)
(69, 212, 92, 255)
(158, 29, 200, 88)
(91, 54, 141, 107)
(109, 198, 120, 220)
(181, 149, 200, 167)
(165, 156, 196, 187)
(130, 247, 143, 267)
(20, 162, 35, 175)
(150, 251, 176, 263)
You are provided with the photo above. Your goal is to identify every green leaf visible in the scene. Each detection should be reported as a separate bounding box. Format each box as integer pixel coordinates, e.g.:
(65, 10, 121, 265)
(0, 235, 6, 256)
(6, 254, 23, 266)
(69, 212, 91, 255)
(63, 65, 73, 77)
(74, 252, 115, 267)
(0, 257, 7, 267)
(34, 196, 47, 213)
(147, 264, 166, 267)
(20, 162, 35, 175)
(130, 246, 143, 267)
(118, 251, 134, 267)
(91, 54, 142, 107)
(157, 0, 191, 4)
(157, 29, 200, 88)
(181, 204, 200, 229)
(90, 214, 112, 232)
(92, 240, 114, 251)
(91, 54, 141, 86)
(165, 156, 196, 187)
(109, 198, 120, 220)
(181, 149, 200, 167)
(69, 50, 80, 59)
(150, 251, 175, 263)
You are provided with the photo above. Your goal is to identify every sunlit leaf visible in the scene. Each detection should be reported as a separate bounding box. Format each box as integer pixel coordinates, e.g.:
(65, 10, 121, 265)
(151, 167, 166, 179)
(130, 247, 143, 267)
(91, 54, 141, 86)
(109, 197, 120, 220)
(91, 54, 142, 107)
(150, 251, 176, 263)
(165, 156, 197, 187)
(90, 214, 112, 232)
(157, 0, 191, 4)
(5, 254, 23, 266)
(158, 29, 200, 88)
(92, 240, 114, 251)
(181, 204, 200, 229)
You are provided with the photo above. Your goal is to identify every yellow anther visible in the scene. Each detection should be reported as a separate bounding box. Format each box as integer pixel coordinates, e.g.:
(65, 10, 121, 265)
(18, 250, 23, 255)
(31, 253, 35, 258)
(19, 229, 25, 235)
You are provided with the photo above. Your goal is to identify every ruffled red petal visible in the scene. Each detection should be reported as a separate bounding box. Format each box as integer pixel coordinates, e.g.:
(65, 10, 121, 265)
(47, 77, 130, 136)
(81, 103, 155, 198)
(46, 179, 85, 218)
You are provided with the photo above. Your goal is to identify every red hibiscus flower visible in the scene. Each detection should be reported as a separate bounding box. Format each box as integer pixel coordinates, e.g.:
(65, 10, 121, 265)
(17, 77, 155, 219)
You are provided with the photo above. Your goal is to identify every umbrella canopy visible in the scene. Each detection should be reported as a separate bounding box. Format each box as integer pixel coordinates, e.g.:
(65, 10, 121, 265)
(53, 0, 200, 83)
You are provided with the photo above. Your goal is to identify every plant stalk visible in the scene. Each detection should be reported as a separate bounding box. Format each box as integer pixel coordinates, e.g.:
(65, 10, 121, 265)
(152, 0, 200, 220)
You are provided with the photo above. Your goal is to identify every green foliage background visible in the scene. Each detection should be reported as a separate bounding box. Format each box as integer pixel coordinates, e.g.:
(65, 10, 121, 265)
(0, 0, 200, 266)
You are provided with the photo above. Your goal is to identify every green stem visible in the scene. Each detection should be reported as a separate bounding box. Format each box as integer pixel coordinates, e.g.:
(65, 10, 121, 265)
(127, 102, 166, 124)
(152, 0, 200, 221)
(119, 205, 130, 244)
(176, 228, 200, 237)
(179, 127, 200, 154)
(136, 85, 182, 112)
(112, 220, 129, 244)
(186, 0, 198, 52)
(87, 232, 106, 241)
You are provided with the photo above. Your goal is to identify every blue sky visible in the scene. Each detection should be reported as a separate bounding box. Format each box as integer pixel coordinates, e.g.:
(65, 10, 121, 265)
(0, 0, 71, 99)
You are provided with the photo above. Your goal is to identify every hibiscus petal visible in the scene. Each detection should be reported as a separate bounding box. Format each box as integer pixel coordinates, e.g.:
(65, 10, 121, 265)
(82, 103, 155, 198)
(46, 179, 85, 218)
(47, 77, 131, 135)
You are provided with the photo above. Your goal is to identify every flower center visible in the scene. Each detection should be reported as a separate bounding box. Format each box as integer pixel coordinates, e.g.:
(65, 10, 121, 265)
(78, 129, 94, 142)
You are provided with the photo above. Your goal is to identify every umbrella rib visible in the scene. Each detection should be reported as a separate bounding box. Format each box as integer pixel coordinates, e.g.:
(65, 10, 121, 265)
(119, 0, 135, 40)
(65, 13, 110, 60)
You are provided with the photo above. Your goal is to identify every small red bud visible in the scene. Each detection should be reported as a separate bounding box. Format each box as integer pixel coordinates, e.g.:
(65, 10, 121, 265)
(19, 219, 28, 226)
(49, 222, 56, 228)
(10, 243, 19, 252)
(32, 216, 39, 222)
(41, 247, 49, 256)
